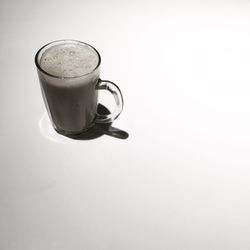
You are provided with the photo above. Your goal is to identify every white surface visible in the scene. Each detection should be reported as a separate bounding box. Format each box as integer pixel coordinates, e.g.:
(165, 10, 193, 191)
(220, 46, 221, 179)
(1, 0, 250, 249)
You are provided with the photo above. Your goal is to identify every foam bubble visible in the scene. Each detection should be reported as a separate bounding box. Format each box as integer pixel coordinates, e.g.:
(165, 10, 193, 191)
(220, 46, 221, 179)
(40, 43, 99, 77)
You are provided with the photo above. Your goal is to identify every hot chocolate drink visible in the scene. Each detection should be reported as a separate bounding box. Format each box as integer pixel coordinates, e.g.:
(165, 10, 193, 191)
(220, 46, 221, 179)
(35, 40, 123, 136)
(37, 41, 100, 134)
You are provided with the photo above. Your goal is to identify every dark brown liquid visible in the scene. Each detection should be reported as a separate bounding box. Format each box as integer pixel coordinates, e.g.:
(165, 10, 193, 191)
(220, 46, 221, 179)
(38, 70, 100, 135)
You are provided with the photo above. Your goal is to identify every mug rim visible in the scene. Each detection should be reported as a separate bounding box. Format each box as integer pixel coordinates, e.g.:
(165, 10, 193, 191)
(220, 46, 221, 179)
(35, 39, 101, 79)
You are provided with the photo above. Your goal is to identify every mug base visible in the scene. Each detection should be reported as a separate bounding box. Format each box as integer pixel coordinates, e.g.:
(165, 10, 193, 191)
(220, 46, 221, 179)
(54, 123, 95, 138)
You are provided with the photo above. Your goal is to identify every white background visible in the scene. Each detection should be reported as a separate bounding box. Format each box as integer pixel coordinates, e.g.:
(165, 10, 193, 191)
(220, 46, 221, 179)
(1, 0, 250, 249)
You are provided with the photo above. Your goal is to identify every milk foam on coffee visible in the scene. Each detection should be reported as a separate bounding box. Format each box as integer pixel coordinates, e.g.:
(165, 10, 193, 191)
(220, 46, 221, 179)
(40, 43, 99, 78)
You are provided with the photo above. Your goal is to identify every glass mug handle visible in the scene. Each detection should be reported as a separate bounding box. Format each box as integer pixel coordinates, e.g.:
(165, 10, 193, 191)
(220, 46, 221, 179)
(95, 79, 124, 123)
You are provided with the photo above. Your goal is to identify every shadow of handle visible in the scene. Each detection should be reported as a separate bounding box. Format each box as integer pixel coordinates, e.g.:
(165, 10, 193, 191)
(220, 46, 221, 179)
(96, 125, 129, 140)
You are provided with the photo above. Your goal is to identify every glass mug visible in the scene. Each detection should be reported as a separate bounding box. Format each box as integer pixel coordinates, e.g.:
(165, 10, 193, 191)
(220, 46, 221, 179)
(35, 40, 123, 136)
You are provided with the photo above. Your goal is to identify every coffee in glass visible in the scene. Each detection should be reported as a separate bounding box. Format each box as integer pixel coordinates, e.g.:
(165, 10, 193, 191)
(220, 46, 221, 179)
(35, 40, 123, 136)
